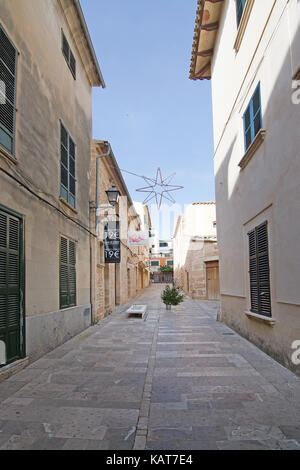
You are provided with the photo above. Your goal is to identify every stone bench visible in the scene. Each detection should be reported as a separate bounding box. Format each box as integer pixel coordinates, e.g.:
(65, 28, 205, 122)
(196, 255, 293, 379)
(126, 304, 147, 319)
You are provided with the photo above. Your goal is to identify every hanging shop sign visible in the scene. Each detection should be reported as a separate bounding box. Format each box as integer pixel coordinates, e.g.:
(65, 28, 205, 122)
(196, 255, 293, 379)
(104, 221, 121, 263)
(128, 230, 149, 247)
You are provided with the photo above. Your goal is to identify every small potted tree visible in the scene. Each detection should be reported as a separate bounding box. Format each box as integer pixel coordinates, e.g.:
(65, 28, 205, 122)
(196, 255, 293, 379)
(161, 285, 184, 310)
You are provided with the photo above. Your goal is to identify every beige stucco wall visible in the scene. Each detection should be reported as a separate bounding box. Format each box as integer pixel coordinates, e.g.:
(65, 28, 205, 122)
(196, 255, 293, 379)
(173, 204, 217, 270)
(211, 0, 300, 372)
(0, 0, 98, 360)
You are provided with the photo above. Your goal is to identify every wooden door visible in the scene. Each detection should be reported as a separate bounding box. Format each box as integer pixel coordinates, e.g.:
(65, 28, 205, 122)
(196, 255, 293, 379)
(186, 271, 189, 293)
(206, 261, 220, 300)
(127, 268, 131, 299)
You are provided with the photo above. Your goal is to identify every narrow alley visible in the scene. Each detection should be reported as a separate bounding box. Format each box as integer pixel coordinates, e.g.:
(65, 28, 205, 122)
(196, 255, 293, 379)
(0, 284, 300, 450)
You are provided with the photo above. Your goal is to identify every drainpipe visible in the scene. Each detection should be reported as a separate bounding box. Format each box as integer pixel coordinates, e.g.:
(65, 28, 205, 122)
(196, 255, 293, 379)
(95, 142, 111, 235)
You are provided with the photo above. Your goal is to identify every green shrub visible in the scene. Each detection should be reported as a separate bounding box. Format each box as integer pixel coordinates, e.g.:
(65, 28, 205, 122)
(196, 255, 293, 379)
(159, 265, 173, 272)
(161, 285, 184, 306)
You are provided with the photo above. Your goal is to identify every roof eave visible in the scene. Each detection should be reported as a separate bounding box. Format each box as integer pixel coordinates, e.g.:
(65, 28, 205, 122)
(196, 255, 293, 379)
(72, 0, 106, 88)
(93, 140, 135, 211)
(58, 0, 105, 88)
(189, 0, 225, 81)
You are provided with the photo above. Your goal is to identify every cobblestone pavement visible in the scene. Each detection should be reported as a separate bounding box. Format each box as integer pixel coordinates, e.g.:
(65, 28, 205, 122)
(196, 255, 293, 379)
(0, 284, 300, 450)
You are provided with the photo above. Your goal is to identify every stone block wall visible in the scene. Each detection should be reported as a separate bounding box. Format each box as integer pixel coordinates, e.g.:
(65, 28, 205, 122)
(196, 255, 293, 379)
(90, 142, 151, 317)
(175, 240, 219, 300)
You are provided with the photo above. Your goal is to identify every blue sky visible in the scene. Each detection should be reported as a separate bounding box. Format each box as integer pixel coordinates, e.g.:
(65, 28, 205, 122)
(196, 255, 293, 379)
(80, 0, 215, 235)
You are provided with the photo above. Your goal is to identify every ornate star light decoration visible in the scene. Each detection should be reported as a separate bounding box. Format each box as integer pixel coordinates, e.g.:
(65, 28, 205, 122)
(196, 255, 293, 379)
(135, 168, 184, 210)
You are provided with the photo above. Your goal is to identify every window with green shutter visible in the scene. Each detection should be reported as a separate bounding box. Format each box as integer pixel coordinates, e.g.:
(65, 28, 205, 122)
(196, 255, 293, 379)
(243, 83, 262, 151)
(0, 25, 17, 156)
(60, 122, 76, 208)
(151, 261, 159, 267)
(0, 208, 24, 365)
(236, 0, 247, 27)
(61, 30, 76, 79)
(60, 236, 76, 309)
(248, 222, 272, 317)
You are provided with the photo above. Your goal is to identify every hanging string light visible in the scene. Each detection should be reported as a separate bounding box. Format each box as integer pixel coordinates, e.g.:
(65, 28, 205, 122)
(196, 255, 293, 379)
(135, 168, 184, 209)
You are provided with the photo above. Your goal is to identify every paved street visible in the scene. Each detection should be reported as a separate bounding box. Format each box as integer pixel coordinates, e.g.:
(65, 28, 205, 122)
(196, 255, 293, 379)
(0, 284, 300, 450)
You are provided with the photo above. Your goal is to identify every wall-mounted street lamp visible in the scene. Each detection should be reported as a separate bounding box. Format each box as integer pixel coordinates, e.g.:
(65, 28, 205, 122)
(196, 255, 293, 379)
(105, 186, 120, 207)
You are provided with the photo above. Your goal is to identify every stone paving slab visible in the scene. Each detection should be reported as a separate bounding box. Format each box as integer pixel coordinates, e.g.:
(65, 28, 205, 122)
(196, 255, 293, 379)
(0, 284, 300, 450)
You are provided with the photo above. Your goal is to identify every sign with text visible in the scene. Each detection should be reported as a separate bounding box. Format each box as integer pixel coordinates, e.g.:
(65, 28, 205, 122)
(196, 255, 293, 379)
(128, 230, 149, 246)
(104, 221, 121, 263)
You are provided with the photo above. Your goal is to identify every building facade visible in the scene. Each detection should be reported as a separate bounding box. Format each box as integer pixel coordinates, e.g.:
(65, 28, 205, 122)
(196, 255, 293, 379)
(0, 0, 105, 371)
(149, 228, 159, 257)
(150, 256, 174, 273)
(133, 201, 151, 233)
(150, 238, 173, 273)
(90, 141, 150, 321)
(157, 240, 173, 258)
(190, 0, 300, 371)
(173, 203, 219, 300)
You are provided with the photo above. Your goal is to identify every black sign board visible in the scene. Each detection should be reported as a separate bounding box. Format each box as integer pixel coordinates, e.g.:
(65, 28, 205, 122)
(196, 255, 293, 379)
(104, 221, 121, 263)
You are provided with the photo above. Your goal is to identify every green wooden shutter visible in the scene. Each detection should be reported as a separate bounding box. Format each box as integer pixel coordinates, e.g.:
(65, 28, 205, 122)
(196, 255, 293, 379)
(60, 236, 76, 309)
(248, 222, 271, 317)
(243, 84, 262, 151)
(62, 31, 70, 63)
(62, 31, 76, 79)
(68, 240, 76, 307)
(236, 0, 247, 26)
(249, 229, 258, 313)
(68, 136, 76, 207)
(0, 210, 22, 364)
(60, 123, 76, 208)
(0, 26, 17, 155)
(256, 222, 271, 317)
(69, 50, 76, 78)
(59, 236, 69, 309)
